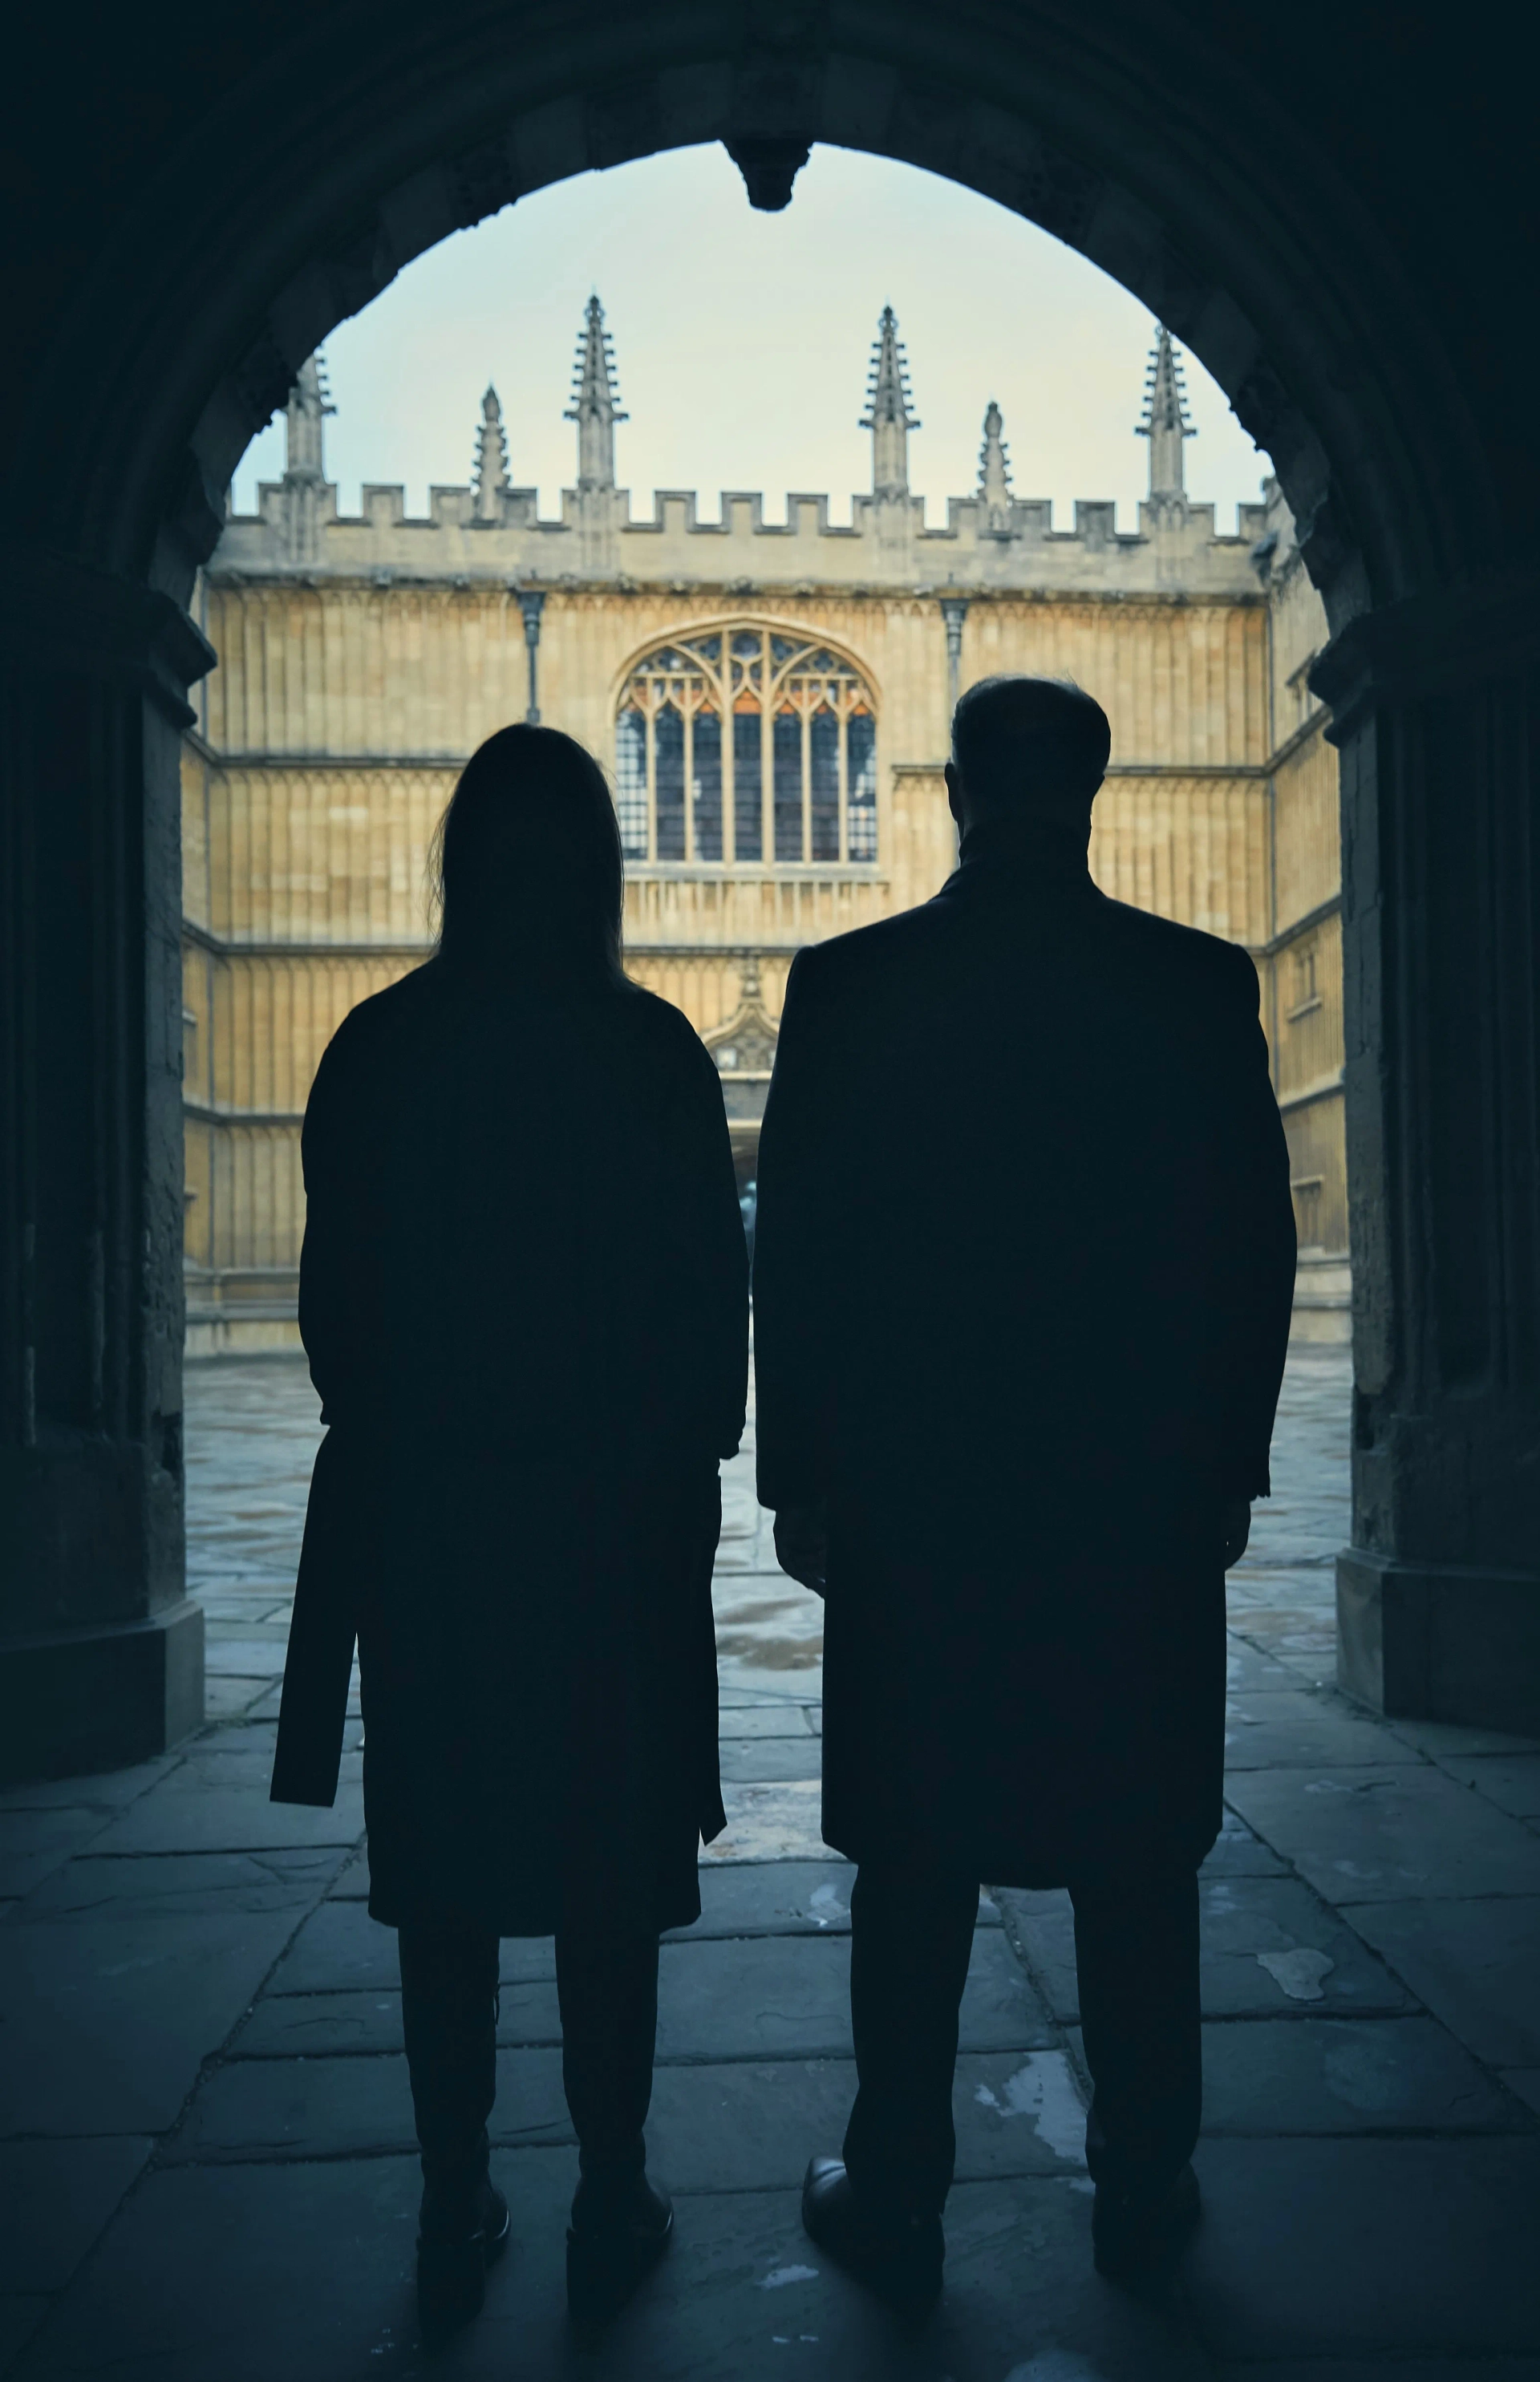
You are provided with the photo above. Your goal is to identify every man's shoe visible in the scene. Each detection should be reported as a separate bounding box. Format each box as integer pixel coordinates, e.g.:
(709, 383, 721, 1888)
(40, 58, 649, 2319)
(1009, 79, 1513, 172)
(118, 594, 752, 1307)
(800, 2157, 942, 2316)
(416, 2177, 510, 2338)
(565, 2170, 674, 2322)
(1092, 2161, 1201, 2282)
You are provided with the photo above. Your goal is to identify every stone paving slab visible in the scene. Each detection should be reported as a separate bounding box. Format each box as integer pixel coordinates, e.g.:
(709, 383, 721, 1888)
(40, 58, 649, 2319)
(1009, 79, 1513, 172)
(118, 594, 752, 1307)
(715, 1708, 818, 1739)
(165, 2040, 1088, 2189)
(1189, 2014, 1524, 2133)
(0, 2139, 154, 2293)
(261, 1902, 555, 1995)
(664, 1860, 854, 1938)
(1185, 2137, 1540, 2359)
(326, 1847, 371, 1898)
(709, 1779, 830, 1861)
(718, 1739, 823, 1784)
(87, 1768, 364, 1857)
(1222, 1696, 1424, 1770)
(1224, 1764, 1540, 1902)
(0, 1909, 315, 2134)
(1197, 1811, 1290, 1877)
(0, 1760, 175, 1818)
(1335, 1896, 1540, 2068)
(999, 1874, 1413, 2023)
(1224, 1613, 1338, 1683)
(1387, 1716, 1540, 1762)
(202, 1679, 273, 1719)
(201, 1639, 291, 1679)
(165, 2046, 573, 2162)
(229, 1975, 564, 2058)
(1224, 1642, 1302, 1693)
(1429, 1753, 1540, 1820)
(17, 1848, 343, 1922)
(11, 2150, 1207, 2382)
(653, 1928, 1054, 2065)
(0, 1810, 116, 1902)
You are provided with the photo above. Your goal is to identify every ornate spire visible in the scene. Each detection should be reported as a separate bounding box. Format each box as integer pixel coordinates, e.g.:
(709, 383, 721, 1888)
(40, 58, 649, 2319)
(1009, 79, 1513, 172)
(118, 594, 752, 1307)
(284, 352, 334, 484)
(978, 399, 1012, 525)
(472, 385, 510, 521)
(565, 294, 627, 492)
(860, 306, 919, 500)
(1137, 325, 1194, 500)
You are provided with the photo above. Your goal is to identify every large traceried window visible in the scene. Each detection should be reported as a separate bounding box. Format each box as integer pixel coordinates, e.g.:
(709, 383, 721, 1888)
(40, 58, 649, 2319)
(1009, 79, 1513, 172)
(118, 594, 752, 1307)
(615, 627, 878, 865)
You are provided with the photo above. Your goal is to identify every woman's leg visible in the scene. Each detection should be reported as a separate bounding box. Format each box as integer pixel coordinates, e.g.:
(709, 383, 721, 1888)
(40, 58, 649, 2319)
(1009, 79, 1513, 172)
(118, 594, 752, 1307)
(398, 1918, 500, 2234)
(553, 1916, 659, 2184)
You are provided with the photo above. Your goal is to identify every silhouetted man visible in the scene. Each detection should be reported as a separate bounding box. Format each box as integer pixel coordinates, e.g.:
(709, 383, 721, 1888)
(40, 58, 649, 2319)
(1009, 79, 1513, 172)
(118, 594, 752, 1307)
(753, 675, 1295, 2307)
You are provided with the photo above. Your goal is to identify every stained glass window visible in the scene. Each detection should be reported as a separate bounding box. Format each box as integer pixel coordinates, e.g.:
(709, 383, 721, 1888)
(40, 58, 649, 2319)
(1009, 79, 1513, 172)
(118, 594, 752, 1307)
(616, 707, 648, 858)
(809, 708, 840, 861)
(773, 712, 803, 861)
(694, 712, 723, 862)
(733, 711, 763, 861)
(654, 707, 686, 861)
(615, 626, 878, 865)
(848, 711, 877, 862)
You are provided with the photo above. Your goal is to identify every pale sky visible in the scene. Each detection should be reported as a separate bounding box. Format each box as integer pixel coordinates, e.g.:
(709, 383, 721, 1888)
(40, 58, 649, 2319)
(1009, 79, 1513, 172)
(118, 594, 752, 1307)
(232, 144, 1273, 535)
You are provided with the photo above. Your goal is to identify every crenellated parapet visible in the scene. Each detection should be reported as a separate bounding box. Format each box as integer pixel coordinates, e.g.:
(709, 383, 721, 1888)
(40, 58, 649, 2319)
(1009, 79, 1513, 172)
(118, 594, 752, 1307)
(215, 305, 1272, 601)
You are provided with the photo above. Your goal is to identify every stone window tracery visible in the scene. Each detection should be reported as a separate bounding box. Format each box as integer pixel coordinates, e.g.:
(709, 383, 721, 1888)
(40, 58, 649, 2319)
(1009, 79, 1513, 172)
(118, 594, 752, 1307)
(615, 626, 878, 865)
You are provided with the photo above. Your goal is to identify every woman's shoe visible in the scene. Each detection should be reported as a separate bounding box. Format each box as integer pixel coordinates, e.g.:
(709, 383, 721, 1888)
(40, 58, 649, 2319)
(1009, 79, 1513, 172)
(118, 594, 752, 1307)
(565, 2170, 674, 2322)
(416, 2178, 510, 2339)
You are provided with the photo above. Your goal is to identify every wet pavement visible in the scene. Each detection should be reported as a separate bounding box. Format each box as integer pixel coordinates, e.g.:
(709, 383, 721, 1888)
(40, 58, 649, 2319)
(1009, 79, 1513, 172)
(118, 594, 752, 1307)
(3, 1343, 1538, 2378)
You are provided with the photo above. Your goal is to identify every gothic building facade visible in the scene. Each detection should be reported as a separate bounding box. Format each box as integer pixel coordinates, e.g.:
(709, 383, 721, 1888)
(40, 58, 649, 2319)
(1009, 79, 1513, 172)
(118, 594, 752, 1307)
(180, 302, 1347, 1353)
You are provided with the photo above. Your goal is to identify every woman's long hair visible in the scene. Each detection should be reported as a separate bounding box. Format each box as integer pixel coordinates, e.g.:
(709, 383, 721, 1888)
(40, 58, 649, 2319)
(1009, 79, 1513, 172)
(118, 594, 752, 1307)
(428, 723, 624, 978)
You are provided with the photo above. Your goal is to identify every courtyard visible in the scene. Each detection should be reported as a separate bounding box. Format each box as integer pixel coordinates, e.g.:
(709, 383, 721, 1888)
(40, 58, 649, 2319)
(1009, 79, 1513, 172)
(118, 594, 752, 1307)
(1, 1346, 1538, 2378)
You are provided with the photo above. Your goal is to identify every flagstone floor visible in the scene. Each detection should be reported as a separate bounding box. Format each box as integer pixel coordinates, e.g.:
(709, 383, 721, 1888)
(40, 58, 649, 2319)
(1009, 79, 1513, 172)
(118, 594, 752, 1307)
(2, 1345, 1538, 2380)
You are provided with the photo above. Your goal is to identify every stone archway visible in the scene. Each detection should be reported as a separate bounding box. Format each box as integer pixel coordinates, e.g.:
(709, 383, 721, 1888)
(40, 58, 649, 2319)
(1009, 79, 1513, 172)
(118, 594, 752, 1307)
(2, 1, 1535, 1775)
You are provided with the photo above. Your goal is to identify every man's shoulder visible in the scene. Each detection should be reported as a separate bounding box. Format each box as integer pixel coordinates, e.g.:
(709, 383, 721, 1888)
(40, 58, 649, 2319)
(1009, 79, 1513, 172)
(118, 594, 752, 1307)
(1096, 896, 1258, 1000)
(788, 900, 948, 1001)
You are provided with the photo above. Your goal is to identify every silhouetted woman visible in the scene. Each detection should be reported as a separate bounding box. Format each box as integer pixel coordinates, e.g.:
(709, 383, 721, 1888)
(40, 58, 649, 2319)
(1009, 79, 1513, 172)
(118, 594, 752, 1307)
(270, 725, 748, 2331)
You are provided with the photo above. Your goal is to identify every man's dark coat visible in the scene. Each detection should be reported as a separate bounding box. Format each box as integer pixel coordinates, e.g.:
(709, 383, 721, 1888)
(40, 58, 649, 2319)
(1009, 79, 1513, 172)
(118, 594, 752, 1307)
(271, 958, 749, 1936)
(753, 816, 1296, 1884)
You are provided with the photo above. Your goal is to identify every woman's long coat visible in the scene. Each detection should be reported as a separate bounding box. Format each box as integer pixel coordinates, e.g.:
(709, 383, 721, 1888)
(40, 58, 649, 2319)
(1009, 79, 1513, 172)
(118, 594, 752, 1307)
(271, 960, 749, 1936)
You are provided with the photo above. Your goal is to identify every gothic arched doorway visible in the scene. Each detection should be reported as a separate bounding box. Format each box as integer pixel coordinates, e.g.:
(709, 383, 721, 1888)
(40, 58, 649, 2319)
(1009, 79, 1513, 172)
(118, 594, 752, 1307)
(2, 1, 1534, 1774)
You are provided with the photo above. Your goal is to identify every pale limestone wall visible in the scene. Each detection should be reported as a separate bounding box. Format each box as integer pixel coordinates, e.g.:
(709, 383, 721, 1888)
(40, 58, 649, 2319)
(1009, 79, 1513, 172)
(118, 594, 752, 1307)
(184, 557, 1346, 1342)
(1256, 489, 1348, 1284)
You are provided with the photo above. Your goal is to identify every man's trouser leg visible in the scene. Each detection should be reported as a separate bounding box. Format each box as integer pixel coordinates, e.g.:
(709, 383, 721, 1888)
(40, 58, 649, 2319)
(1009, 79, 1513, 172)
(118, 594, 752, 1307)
(1069, 1865, 1202, 2186)
(398, 1920, 500, 2227)
(555, 1918, 660, 2185)
(841, 1857, 979, 2219)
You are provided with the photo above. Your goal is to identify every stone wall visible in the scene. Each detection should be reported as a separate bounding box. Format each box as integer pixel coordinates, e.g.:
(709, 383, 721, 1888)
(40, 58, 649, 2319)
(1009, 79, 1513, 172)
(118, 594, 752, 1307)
(183, 517, 1343, 1349)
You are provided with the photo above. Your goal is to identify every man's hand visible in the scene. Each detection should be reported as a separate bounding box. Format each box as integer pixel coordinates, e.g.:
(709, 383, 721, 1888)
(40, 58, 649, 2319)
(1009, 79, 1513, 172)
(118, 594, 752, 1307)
(1222, 1497, 1252, 1570)
(775, 1501, 829, 1598)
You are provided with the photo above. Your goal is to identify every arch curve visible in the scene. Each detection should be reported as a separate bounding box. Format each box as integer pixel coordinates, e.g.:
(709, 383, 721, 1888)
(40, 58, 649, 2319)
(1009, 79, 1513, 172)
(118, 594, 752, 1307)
(7, 2, 1502, 626)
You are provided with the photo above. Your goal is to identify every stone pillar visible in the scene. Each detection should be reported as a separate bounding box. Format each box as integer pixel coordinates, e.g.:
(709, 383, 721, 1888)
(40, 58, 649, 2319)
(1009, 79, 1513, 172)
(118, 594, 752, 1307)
(1315, 575, 1540, 1732)
(0, 549, 213, 1780)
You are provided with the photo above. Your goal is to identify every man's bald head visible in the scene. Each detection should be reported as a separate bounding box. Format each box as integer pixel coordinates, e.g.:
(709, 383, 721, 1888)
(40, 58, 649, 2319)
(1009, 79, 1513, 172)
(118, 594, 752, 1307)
(948, 675, 1111, 828)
